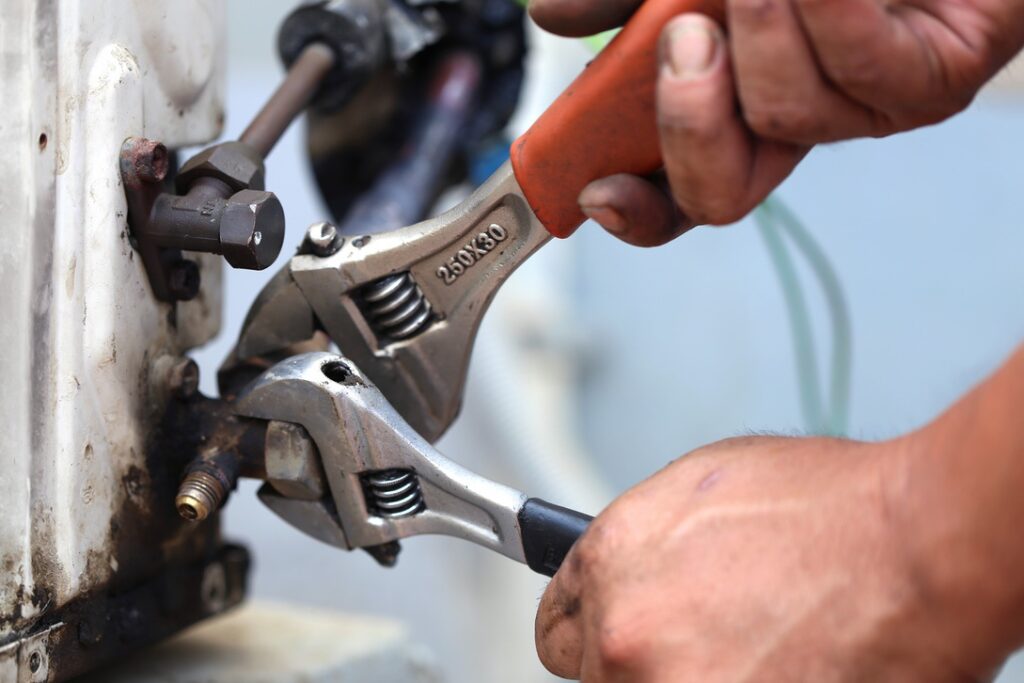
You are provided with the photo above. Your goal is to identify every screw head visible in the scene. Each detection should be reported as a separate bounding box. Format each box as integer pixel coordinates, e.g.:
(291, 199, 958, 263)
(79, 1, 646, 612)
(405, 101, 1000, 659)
(306, 221, 341, 256)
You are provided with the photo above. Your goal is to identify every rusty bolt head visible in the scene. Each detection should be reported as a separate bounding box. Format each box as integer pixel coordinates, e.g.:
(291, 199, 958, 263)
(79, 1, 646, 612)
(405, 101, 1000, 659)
(175, 141, 266, 194)
(265, 421, 326, 501)
(133, 139, 168, 183)
(220, 190, 286, 270)
(169, 358, 200, 399)
(121, 137, 169, 185)
(167, 259, 201, 301)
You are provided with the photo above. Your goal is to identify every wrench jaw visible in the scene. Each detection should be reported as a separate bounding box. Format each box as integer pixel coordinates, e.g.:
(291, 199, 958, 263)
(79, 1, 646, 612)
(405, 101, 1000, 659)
(217, 266, 321, 398)
(234, 352, 531, 564)
(257, 485, 350, 550)
(232, 267, 317, 361)
(289, 161, 552, 443)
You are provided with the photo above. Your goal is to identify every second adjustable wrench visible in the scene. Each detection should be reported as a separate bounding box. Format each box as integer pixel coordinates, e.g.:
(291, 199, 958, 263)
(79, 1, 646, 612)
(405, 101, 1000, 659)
(236, 352, 593, 576)
(227, 0, 722, 441)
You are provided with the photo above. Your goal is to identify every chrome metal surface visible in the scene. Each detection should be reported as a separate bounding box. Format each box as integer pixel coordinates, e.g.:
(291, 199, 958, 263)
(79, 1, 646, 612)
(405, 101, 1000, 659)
(257, 485, 350, 550)
(235, 352, 530, 563)
(306, 221, 342, 257)
(231, 162, 552, 442)
(265, 420, 327, 501)
(223, 267, 318, 367)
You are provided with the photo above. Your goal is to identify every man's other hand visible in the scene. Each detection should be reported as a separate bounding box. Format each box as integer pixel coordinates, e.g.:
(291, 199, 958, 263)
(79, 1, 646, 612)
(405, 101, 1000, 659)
(528, 0, 1024, 245)
(535, 435, 1005, 681)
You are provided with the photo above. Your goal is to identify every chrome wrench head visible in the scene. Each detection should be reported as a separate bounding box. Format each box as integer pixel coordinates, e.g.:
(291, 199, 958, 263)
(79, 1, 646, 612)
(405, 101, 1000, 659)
(234, 352, 530, 563)
(231, 161, 551, 442)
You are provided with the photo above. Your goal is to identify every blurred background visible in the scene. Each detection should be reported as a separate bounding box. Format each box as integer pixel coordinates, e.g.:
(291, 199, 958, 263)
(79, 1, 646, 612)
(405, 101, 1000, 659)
(191, 1, 1024, 680)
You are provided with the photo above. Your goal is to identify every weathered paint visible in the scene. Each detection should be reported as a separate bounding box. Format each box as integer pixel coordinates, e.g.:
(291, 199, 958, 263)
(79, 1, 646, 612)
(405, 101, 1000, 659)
(0, 0, 227, 677)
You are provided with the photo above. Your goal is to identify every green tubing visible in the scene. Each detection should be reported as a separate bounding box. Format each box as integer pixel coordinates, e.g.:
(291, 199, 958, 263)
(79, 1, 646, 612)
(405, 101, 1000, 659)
(517, 0, 853, 436)
(755, 202, 827, 433)
(766, 196, 853, 436)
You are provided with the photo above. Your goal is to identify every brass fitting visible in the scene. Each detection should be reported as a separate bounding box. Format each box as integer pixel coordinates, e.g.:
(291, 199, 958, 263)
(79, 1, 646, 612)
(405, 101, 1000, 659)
(176, 453, 240, 522)
(175, 470, 226, 522)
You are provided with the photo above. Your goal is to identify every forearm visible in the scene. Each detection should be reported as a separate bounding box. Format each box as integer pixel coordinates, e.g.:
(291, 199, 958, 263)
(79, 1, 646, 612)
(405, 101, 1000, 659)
(894, 343, 1024, 673)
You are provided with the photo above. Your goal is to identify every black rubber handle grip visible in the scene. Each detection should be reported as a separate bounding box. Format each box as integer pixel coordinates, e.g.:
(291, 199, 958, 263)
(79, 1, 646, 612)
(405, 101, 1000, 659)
(518, 498, 593, 577)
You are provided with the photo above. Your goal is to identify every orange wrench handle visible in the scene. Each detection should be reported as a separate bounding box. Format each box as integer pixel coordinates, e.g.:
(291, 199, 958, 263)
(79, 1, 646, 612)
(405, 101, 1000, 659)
(510, 0, 723, 238)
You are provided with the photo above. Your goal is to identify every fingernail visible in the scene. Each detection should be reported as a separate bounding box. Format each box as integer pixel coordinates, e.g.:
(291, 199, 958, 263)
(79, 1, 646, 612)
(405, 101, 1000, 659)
(581, 205, 627, 235)
(664, 21, 719, 80)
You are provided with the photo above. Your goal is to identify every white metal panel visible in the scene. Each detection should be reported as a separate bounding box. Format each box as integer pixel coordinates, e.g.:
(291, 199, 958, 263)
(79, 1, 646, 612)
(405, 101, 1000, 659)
(0, 0, 224, 642)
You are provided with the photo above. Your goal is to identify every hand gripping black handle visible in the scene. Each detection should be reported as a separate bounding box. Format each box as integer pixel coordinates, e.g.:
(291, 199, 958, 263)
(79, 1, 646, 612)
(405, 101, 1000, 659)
(518, 498, 593, 577)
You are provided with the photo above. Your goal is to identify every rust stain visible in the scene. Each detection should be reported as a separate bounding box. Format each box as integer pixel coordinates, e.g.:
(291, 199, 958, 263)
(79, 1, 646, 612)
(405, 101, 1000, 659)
(98, 336, 117, 368)
(121, 466, 146, 501)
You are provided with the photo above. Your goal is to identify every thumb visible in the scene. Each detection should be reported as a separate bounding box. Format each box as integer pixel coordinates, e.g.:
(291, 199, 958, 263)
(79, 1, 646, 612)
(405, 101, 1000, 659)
(657, 14, 806, 226)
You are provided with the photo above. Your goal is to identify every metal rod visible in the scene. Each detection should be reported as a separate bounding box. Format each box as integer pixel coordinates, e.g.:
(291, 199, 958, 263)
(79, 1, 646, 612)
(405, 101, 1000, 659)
(240, 42, 336, 158)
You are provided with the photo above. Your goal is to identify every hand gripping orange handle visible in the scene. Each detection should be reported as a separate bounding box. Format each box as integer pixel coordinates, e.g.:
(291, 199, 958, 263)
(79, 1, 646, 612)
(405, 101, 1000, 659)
(510, 0, 722, 238)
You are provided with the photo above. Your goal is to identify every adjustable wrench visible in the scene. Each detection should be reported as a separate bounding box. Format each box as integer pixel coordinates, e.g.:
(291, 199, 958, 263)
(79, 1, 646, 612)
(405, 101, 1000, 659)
(236, 352, 593, 576)
(225, 0, 721, 442)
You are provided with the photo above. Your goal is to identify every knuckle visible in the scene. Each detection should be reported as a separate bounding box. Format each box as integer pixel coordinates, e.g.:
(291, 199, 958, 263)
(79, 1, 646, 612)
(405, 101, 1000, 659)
(729, 0, 781, 22)
(675, 192, 747, 226)
(570, 516, 625, 576)
(657, 73, 729, 137)
(596, 614, 648, 670)
(742, 96, 826, 142)
(571, 532, 605, 576)
(821, 50, 886, 94)
(573, 528, 610, 573)
(933, 62, 988, 118)
(788, 0, 830, 13)
(742, 105, 786, 138)
(658, 91, 718, 137)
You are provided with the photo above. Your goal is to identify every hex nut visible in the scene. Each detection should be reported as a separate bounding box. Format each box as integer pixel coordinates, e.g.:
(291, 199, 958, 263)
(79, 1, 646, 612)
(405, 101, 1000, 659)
(175, 141, 266, 194)
(265, 421, 326, 501)
(220, 190, 286, 270)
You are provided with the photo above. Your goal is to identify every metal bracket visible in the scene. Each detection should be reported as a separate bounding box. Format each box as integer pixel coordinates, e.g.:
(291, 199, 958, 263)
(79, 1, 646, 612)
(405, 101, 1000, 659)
(0, 623, 62, 683)
(120, 137, 286, 303)
(120, 138, 199, 302)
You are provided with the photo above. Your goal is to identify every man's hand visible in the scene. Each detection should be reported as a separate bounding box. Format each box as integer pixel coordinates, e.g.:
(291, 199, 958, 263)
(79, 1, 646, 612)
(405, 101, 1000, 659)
(535, 435, 1010, 682)
(528, 0, 1024, 245)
